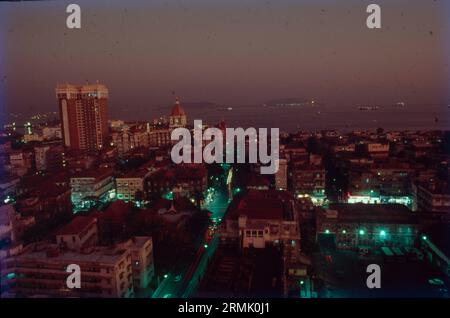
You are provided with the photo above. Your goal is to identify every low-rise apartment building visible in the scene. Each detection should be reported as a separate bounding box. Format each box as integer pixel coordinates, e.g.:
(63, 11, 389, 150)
(1, 215, 154, 297)
(219, 190, 300, 250)
(116, 169, 150, 202)
(70, 168, 114, 211)
(412, 181, 450, 213)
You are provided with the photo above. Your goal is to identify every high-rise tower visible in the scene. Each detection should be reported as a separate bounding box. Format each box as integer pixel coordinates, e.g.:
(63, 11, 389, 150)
(56, 83, 109, 150)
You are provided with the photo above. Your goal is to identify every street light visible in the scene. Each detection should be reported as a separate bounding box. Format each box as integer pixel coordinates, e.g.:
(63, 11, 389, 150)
(359, 229, 365, 235)
(163, 274, 169, 279)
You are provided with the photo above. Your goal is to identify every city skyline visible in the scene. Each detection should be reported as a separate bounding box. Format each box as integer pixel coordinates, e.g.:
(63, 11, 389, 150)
(1, 0, 450, 303)
(1, 0, 450, 124)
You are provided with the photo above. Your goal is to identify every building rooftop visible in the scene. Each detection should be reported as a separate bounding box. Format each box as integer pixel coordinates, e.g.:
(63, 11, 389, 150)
(92, 200, 132, 224)
(284, 142, 307, 150)
(170, 98, 186, 116)
(31, 182, 70, 199)
(129, 236, 152, 248)
(320, 203, 418, 225)
(147, 164, 206, 182)
(56, 83, 108, 94)
(118, 168, 149, 179)
(71, 167, 113, 181)
(17, 243, 127, 265)
(291, 162, 325, 170)
(225, 189, 295, 221)
(56, 216, 97, 236)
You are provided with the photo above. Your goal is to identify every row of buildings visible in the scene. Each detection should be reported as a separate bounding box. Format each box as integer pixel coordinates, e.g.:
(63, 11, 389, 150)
(56, 83, 187, 152)
(2, 83, 450, 298)
(0, 84, 197, 298)
(272, 129, 450, 212)
(213, 128, 450, 296)
(1, 214, 154, 297)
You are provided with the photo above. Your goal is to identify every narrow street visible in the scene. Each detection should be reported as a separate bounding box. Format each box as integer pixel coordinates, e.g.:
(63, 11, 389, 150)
(152, 165, 232, 298)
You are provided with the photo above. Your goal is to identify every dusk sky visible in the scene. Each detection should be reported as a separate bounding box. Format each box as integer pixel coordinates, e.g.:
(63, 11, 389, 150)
(1, 0, 449, 122)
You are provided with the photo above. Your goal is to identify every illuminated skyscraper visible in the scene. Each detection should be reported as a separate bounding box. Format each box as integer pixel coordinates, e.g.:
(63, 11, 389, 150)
(56, 83, 109, 150)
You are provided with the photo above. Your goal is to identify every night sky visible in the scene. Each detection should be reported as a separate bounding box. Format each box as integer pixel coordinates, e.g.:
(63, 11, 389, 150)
(0, 0, 449, 123)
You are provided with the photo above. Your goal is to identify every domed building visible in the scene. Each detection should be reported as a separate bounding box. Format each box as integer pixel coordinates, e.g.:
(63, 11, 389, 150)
(169, 97, 187, 128)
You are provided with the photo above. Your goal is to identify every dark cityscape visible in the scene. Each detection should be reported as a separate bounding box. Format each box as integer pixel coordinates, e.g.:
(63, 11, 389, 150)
(0, 0, 449, 313)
